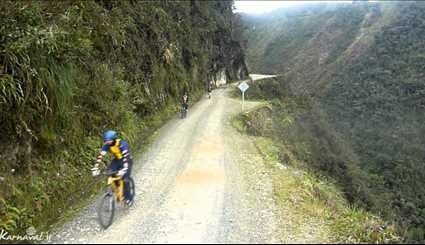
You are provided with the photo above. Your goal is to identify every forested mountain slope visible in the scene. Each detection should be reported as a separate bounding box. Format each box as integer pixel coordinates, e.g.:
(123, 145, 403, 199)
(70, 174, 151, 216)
(240, 1, 425, 241)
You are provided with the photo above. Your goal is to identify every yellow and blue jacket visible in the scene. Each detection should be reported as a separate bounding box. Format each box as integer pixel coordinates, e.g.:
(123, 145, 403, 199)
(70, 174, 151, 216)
(98, 139, 132, 173)
(100, 139, 131, 161)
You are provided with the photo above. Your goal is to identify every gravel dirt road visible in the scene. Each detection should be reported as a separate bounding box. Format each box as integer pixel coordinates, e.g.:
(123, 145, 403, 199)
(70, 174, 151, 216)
(48, 77, 283, 244)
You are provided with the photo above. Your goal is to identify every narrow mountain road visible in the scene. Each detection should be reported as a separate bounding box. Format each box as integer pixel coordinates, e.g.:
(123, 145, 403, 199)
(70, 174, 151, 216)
(48, 76, 283, 244)
(249, 74, 277, 81)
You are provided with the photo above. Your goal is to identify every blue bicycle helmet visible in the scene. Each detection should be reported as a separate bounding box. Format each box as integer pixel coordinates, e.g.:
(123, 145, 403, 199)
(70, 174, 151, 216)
(103, 130, 117, 141)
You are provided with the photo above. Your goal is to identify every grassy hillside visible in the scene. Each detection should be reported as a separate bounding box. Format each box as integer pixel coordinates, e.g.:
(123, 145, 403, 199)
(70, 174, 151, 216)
(241, 1, 425, 242)
(232, 103, 399, 243)
(0, 0, 247, 238)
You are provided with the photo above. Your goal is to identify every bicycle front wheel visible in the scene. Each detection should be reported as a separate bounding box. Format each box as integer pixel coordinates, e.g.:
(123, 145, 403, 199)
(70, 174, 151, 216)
(97, 191, 115, 229)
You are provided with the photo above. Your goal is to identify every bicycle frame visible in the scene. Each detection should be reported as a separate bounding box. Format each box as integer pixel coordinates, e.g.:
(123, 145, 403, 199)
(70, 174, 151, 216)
(108, 176, 125, 202)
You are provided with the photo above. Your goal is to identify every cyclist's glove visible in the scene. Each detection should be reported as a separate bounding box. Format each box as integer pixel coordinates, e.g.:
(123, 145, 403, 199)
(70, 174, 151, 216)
(118, 169, 127, 176)
(91, 167, 100, 177)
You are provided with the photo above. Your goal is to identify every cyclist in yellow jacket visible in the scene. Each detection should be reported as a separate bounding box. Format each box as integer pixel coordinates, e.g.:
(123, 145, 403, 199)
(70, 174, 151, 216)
(94, 130, 133, 205)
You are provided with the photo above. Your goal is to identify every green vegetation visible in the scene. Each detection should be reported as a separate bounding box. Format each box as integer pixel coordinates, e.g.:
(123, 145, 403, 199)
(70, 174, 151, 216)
(233, 106, 399, 243)
(0, 0, 247, 239)
(241, 1, 425, 242)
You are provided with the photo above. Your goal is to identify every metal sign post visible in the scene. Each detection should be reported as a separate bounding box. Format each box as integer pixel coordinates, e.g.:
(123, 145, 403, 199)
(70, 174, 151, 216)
(242, 91, 245, 111)
(238, 81, 249, 111)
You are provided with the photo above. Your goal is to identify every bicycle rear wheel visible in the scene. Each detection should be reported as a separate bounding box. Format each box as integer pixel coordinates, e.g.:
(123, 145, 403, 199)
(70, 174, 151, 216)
(181, 108, 187, 119)
(97, 191, 115, 229)
(125, 177, 136, 208)
(129, 177, 135, 200)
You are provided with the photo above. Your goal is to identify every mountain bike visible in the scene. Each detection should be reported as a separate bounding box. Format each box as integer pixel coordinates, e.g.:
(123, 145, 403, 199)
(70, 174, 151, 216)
(91, 168, 135, 229)
(181, 105, 188, 119)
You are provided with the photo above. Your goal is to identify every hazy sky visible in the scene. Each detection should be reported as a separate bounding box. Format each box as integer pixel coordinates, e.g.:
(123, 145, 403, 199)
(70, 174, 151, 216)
(234, 1, 354, 14)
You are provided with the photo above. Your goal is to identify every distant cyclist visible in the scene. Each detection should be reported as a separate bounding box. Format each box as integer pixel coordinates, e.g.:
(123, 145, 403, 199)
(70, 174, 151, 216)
(181, 92, 189, 118)
(93, 130, 133, 205)
(207, 81, 213, 99)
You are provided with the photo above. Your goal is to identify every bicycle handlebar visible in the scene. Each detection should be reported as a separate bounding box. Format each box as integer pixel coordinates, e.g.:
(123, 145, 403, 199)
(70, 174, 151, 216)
(91, 168, 119, 177)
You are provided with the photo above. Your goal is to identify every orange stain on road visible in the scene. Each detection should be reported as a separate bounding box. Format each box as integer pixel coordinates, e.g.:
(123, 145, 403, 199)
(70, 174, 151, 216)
(176, 168, 225, 185)
(192, 139, 224, 156)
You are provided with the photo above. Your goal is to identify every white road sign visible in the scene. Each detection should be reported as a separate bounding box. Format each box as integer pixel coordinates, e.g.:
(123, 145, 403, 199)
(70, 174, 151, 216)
(238, 81, 249, 111)
(238, 81, 249, 93)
